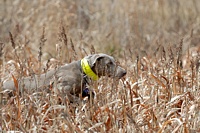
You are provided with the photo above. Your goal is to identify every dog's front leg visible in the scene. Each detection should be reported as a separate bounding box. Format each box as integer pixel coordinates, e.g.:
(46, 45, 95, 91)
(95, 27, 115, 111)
(59, 85, 81, 104)
(66, 91, 81, 104)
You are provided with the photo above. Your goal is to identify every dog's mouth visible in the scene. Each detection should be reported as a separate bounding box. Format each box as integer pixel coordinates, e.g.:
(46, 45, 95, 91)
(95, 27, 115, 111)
(107, 72, 126, 80)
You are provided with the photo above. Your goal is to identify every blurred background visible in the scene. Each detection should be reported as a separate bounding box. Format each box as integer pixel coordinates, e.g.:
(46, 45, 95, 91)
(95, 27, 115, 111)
(0, 0, 200, 60)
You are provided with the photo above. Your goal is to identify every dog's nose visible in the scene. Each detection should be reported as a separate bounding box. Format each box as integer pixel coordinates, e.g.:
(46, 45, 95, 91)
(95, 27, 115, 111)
(122, 70, 127, 77)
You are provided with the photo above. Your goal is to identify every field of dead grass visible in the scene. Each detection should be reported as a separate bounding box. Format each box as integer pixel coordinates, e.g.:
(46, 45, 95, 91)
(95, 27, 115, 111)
(0, 0, 200, 132)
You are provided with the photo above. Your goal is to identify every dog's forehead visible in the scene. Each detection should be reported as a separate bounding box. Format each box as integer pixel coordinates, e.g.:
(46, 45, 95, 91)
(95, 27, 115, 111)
(85, 53, 115, 66)
(103, 55, 115, 63)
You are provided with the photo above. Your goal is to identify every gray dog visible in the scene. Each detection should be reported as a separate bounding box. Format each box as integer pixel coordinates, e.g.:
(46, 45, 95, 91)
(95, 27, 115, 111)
(3, 54, 126, 103)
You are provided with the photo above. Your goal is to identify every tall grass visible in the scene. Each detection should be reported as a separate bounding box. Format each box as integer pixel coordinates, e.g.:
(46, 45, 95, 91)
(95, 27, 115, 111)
(0, 0, 200, 132)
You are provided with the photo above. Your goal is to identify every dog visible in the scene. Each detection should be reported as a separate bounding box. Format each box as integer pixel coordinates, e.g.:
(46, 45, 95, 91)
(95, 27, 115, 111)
(3, 53, 126, 103)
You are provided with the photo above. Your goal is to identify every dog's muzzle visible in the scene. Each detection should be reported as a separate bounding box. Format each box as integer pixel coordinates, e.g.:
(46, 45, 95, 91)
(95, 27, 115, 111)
(115, 66, 126, 79)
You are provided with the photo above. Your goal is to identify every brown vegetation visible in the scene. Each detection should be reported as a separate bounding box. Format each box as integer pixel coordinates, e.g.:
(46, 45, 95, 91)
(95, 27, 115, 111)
(0, 0, 200, 132)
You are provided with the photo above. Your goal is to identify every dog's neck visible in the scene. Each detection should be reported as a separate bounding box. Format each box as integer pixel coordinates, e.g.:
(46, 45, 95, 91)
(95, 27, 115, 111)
(80, 58, 99, 81)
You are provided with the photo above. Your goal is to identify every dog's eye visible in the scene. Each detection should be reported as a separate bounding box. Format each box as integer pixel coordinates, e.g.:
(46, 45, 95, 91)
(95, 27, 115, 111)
(107, 62, 112, 65)
(106, 62, 113, 67)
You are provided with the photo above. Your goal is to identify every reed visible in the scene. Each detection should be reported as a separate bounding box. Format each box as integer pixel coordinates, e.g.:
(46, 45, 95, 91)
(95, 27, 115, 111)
(0, 0, 200, 132)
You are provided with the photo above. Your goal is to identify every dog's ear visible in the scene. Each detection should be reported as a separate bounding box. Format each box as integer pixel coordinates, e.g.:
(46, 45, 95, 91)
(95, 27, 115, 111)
(88, 54, 105, 67)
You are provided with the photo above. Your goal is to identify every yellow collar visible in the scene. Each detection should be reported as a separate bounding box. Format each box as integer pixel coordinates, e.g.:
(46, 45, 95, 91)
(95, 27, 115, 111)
(81, 58, 99, 80)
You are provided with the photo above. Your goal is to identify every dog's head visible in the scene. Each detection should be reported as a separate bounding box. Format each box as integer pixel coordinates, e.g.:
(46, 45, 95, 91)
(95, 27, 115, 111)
(84, 53, 126, 79)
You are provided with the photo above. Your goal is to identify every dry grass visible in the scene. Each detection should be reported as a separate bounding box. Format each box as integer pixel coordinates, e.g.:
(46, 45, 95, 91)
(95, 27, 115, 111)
(0, 0, 200, 132)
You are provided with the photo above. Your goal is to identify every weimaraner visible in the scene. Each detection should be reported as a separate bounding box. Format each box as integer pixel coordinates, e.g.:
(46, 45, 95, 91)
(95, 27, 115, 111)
(2, 53, 126, 103)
